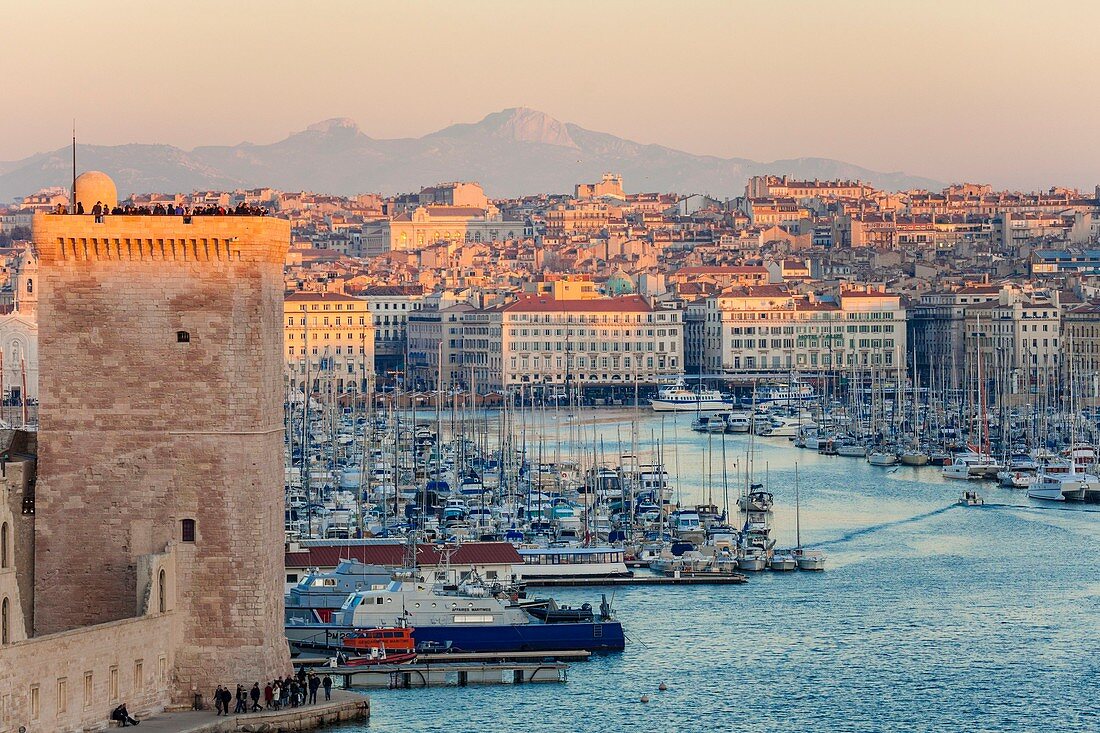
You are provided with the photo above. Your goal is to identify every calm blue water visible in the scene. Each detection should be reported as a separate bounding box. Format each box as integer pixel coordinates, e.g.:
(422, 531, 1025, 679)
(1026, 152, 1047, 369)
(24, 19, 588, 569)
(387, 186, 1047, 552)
(342, 409, 1100, 733)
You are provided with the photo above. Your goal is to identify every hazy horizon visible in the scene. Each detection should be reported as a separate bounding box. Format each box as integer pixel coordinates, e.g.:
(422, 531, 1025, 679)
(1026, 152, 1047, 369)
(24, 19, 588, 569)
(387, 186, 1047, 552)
(3, 0, 1097, 191)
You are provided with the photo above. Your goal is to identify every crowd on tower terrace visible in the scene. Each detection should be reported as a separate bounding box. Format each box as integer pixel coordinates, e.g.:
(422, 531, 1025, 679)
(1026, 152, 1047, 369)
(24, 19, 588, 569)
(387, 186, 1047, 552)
(54, 201, 269, 218)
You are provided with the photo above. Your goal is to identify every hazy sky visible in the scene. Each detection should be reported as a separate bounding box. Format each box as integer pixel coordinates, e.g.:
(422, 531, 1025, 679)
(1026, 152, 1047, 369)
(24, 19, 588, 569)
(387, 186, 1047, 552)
(2, 0, 1096, 190)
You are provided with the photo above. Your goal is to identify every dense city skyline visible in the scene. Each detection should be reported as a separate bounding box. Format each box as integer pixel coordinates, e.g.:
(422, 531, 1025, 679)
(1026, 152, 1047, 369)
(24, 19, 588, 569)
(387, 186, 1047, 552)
(2, 0, 1097, 190)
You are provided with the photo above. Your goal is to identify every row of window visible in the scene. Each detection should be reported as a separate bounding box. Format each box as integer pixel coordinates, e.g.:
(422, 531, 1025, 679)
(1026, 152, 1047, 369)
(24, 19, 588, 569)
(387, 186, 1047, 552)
(511, 341, 676, 353)
(510, 355, 676, 370)
(288, 317, 368, 326)
(508, 313, 674, 324)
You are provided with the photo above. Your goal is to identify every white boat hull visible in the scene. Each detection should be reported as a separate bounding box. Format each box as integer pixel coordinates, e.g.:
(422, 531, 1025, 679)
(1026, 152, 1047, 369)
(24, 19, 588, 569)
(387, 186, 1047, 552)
(650, 399, 732, 412)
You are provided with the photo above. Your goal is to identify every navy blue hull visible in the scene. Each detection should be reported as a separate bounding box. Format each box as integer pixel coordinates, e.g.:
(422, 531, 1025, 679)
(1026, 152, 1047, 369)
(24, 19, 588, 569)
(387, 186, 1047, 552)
(412, 621, 624, 653)
(288, 621, 624, 654)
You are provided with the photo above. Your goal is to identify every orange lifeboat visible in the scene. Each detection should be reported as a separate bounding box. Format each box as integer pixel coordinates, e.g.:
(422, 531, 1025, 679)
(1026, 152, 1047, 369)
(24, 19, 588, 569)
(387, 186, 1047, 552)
(340, 627, 417, 666)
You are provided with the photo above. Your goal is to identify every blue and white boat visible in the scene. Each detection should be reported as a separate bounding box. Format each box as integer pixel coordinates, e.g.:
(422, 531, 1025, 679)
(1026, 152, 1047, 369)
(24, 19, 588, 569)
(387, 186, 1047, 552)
(285, 578, 625, 654)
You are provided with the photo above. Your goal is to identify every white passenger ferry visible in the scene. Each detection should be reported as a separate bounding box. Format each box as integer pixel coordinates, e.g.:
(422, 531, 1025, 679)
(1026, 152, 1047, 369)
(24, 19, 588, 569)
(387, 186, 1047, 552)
(515, 547, 632, 579)
(747, 381, 816, 406)
(650, 380, 732, 412)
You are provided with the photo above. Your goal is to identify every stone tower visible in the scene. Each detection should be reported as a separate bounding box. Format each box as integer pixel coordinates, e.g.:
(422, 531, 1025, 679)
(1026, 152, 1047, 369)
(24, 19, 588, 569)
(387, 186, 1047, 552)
(31, 177, 291, 696)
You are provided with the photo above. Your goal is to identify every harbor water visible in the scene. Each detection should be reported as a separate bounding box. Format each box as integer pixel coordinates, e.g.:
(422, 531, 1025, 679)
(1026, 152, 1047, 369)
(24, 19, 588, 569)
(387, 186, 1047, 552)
(338, 409, 1099, 733)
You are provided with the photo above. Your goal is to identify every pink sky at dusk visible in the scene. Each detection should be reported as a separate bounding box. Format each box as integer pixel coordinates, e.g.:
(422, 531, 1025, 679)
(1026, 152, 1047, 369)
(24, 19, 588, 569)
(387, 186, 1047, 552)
(2, 0, 1096, 190)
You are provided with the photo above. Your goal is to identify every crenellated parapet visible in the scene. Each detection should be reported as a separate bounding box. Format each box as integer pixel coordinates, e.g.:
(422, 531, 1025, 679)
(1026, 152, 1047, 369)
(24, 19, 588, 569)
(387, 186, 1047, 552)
(32, 213, 289, 265)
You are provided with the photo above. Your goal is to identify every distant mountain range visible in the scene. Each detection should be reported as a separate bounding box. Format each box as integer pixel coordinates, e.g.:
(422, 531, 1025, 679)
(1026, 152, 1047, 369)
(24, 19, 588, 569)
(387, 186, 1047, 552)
(0, 107, 944, 201)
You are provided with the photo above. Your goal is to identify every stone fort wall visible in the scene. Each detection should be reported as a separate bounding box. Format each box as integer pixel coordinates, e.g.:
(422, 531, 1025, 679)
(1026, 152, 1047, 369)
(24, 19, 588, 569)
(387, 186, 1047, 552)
(31, 214, 292, 699)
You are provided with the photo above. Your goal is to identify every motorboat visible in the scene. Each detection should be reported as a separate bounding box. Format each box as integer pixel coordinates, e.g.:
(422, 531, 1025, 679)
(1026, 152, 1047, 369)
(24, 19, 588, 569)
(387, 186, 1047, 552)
(726, 412, 751, 433)
(736, 548, 767, 571)
(793, 548, 826, 571)
(759, 416, 810, 438)
(768, 552, 797, 571)
(835, 440, 867, 458)
(942, 452, 998, 480)
(1027, 470, 1097, 502)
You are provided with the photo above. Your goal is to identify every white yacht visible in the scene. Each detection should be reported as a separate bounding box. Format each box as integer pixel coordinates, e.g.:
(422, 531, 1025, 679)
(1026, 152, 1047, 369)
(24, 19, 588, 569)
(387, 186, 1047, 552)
(759, 416, 812, 438)
(867, 449, 899, 467)
(650, 380, 732, 412)
(942, 452, 998, 480)
(1027, 469, 1097, 501)
(726, 412, 752, 433)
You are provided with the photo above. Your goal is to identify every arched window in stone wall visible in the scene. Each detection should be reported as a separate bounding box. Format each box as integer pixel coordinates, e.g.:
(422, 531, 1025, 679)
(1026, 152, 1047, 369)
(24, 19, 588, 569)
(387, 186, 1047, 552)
(1, 596, 8, 644)
(181, 518, 196, 542)
(26, 278, 32, 294)
(158, 569, 167, 613)
(0, 521, 7, 568)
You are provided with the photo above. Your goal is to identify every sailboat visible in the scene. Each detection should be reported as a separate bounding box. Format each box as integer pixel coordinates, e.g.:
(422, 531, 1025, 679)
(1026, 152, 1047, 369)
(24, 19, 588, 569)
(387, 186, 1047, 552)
(791, 464, 826, 571)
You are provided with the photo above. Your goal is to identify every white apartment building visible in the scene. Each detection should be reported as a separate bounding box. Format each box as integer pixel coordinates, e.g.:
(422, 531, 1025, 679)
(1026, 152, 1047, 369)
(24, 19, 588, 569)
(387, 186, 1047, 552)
(963, 290, 1061, 394)
(703, 285, 906, 378)
(357, 285, 426, 370)
(501, 294, 683, 388)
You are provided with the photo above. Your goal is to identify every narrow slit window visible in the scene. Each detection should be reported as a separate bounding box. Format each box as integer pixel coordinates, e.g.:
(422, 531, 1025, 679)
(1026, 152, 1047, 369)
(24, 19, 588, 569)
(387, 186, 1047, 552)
(176, 331, 191, 343)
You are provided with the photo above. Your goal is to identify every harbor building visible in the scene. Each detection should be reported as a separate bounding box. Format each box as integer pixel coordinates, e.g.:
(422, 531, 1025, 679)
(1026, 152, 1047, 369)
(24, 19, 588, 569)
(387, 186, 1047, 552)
(285, 291, 375, 395)
(0, 171, 292, 731)
(907, 284, 1002, 387)
(703, 284, 907, 380)
(501, 293, 683, 390)
(962, 288, 1061, 395)
(362, 203, 522, 253)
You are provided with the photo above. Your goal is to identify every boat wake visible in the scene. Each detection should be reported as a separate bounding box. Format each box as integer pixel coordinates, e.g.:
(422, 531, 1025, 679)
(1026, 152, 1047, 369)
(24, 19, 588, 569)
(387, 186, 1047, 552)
(815, 504, 960, 548)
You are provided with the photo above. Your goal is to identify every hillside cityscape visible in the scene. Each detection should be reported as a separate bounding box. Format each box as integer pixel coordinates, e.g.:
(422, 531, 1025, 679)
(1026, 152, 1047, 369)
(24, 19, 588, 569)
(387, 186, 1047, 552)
(1, 3, 1096, 732)
(3, 170, 1098, 403)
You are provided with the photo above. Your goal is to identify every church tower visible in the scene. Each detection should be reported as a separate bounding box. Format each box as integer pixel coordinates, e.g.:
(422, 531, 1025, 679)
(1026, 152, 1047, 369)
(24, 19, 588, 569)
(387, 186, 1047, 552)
(31, 172, 291, 698)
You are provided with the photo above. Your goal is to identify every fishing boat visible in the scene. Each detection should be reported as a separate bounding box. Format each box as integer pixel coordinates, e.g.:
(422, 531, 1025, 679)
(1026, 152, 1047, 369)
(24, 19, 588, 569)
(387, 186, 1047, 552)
(650, 380, 732, 412)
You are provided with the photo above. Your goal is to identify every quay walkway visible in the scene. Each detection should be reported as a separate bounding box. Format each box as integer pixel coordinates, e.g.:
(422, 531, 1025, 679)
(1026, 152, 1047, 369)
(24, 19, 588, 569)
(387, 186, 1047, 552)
(126, 691, 368, 733)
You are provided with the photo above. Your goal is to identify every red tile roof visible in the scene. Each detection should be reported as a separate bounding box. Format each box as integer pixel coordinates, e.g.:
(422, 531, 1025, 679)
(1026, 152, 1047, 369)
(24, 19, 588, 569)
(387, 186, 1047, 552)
(285, 542, 522, 569)
(503, 294, 652, 313)
(285, 291, 362, 303)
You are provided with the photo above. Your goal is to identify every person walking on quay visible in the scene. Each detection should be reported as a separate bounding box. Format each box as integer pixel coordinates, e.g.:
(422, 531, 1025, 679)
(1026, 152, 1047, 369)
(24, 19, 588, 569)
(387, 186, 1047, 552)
(250, 682, 262, 712)
(308, 673, 320, 705)
(271, 680, 282, 710)
(213, 685, 225, 715)
(280, 677, 291, 708)
(234, 684, 247, 714)
(264, 681, 274, 709)
(322, 674, 333, 701)
(288, 679, 300, 708)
